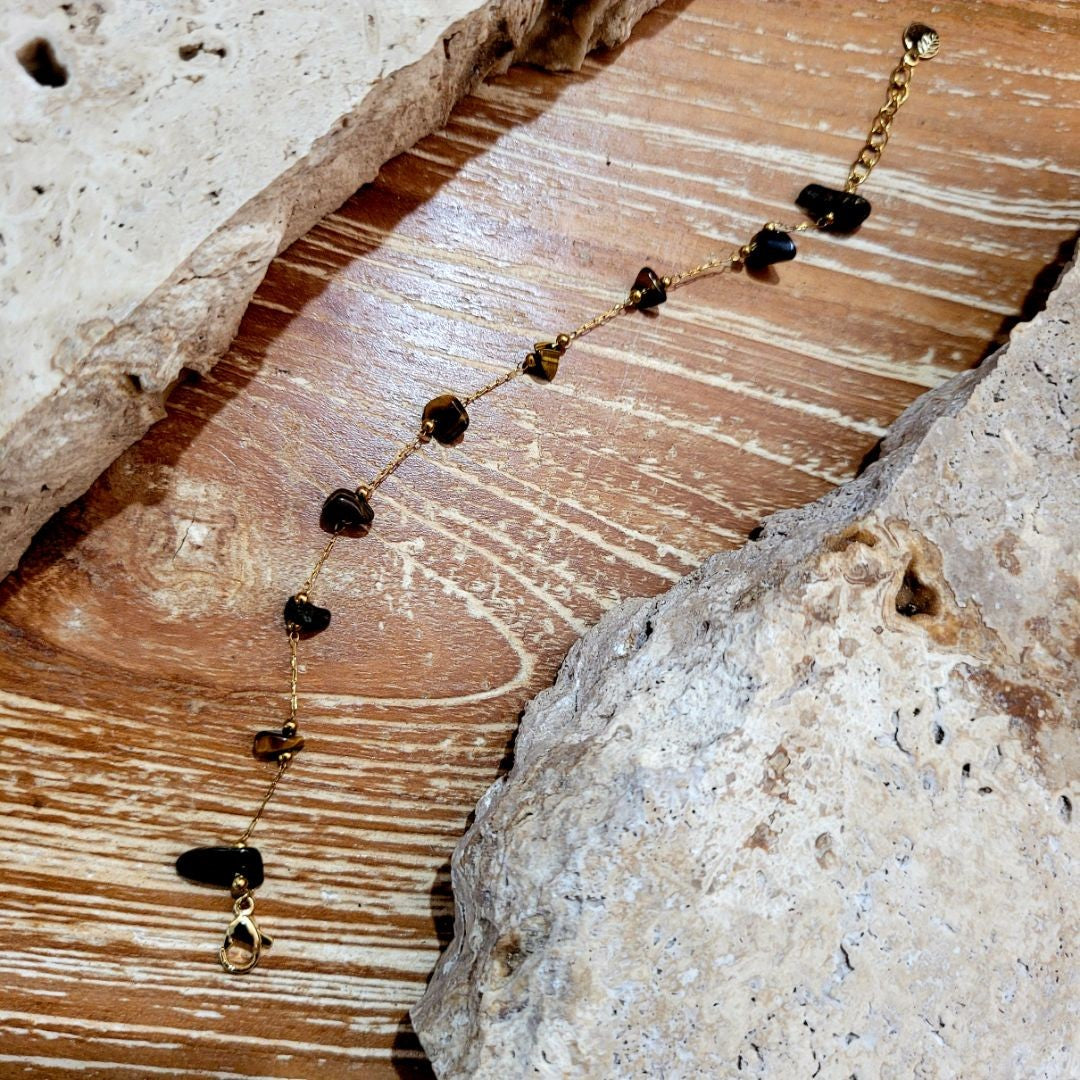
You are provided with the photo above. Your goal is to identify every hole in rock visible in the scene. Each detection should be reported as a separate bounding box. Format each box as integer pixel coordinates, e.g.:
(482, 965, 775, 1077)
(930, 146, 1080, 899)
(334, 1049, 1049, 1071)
(825, 528, 879, 553)
(17, 38, 68, 86)
(1060, 795, 1072, 823)
(895, 561, 940, 617)
(179, 42, 227, 61)
(932, 723, 945, 745)
(126, 373, 143, 393)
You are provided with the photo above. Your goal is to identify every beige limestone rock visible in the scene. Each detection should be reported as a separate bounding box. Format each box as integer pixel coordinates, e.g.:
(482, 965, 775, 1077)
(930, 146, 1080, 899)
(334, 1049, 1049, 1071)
(0, 0, 661, 577)
(411, 263, 1079, 1077)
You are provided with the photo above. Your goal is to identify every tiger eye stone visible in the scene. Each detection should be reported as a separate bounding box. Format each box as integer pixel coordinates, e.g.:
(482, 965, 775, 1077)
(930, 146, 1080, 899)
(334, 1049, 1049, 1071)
(744, 229, 797, 271)
(522, 340, 565, 382)
(421, 394, 469, 445)
(630, 266, 666, 310)
(283, 594, 331, 637)
(176, 845, 265, 890)
(795, 183, 872, 232)
(252, 729, 306, 762)
(320, 487, 374, 537)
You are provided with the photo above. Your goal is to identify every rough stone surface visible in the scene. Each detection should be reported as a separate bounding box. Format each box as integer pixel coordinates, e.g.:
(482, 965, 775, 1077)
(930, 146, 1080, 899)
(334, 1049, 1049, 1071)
(411, 264, 1079, 1077)
(0, 0, 661, 577)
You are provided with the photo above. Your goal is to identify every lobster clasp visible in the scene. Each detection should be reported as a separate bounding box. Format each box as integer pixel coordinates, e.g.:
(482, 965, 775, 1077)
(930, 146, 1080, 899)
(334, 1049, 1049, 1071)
(219, 891, 273, 974)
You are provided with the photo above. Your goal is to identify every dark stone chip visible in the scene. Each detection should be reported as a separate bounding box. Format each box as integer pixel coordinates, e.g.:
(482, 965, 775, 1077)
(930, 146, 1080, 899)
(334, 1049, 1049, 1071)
(320, 488, 374, 537)
(284, 595, 331, 637)
(252, 730, 306, 762)
(522, 341, 563, 382)
(795, 183, 872, 232)
(422, 394, 469, 445)
(744, 229, 797, 271)
(176, 845, 264, 890)
(631, 266, 667, 309)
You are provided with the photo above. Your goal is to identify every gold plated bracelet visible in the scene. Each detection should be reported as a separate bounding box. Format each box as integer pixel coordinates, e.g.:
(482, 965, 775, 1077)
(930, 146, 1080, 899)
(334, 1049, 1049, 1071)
(176, 23, 941, 974)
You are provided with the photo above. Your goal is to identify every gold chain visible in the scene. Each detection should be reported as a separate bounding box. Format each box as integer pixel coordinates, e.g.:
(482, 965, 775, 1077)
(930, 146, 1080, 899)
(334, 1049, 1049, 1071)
(236, 756, 292, 848)
(844, 24, 939, 192)
(301, 534, 338, 596)
(202, 23, 939, 972)
(287, 630, 299, 725)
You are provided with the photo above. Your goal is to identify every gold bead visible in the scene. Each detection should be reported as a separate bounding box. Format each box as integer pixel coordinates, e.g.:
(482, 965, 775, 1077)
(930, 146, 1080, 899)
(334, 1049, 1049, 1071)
(282, 720, 298, 737)
(555, 333, 571, 349)
(629, 289, 644, 305)
(661, 276, 672, 288)
(231, 874, 249, 897)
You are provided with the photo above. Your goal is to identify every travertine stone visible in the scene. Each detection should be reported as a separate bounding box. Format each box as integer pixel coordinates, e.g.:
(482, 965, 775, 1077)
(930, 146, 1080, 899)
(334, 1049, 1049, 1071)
(411, 264, 1079, 1077)
(0, 0, 661, 577)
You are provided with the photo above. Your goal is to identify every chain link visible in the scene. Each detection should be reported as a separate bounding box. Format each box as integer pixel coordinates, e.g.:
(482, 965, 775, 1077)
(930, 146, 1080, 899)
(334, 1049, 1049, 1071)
(844, 45, 925, 192)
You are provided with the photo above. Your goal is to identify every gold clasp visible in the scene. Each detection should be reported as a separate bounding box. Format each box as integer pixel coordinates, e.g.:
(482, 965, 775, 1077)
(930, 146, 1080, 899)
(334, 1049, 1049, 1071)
(219, 891, 273, 974)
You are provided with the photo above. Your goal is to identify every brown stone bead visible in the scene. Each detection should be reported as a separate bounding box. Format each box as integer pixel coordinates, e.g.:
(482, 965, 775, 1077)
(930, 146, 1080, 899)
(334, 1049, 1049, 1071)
(284, 594, 330, 637)
(252, 729, 306, 762)
(320, 487, 374, 537)
(421, 394, 469, 445)
(630, 266, 666, 310)
(522, 340, 565, 382)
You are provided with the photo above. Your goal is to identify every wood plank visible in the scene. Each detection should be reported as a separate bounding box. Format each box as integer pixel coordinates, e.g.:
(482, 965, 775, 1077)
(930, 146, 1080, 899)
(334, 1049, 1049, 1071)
(1, 1, 1077, 1075)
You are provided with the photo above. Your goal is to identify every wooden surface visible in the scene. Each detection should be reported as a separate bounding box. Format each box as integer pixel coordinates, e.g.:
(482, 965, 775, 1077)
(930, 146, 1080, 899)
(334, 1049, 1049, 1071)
(1, 1, 1077, 1076)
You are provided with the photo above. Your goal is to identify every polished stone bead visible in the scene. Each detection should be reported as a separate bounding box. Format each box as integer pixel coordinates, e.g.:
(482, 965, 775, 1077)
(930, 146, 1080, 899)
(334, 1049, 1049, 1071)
(631, 266, 666, 309)
(522, 340, 564, 382)
(320, 487, 374, 537)
(744, 229, 797, 271)
(176, 845, 264, 890)
(795, 183, 872, 232)
(284, 594, 331, 637)
(422, 394, 469, 445)
(252, 729, 306, 761)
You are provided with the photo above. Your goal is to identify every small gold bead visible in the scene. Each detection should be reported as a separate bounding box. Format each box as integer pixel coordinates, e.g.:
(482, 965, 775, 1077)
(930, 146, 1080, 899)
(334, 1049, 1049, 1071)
(282, 720, 298, 737)
(555, 333, 571, 349)
(661, 276, 672, 288)
(231, 874, 249, 897)
(295, 590, 309, 603)
(629, 289, 644, 305)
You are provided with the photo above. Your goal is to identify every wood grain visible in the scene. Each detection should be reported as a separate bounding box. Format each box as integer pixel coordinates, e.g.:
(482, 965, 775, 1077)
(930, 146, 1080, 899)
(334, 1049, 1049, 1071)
(1, 1, 1077, 1076)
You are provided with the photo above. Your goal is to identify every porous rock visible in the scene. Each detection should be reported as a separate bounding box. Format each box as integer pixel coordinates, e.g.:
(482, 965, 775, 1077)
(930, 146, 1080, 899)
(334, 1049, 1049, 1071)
(0, 0, 661, 577)
(411, 265, 1078, 1076)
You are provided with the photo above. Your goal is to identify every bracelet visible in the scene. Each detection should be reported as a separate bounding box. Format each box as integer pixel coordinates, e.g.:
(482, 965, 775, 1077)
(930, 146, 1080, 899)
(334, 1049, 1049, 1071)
(175, 22, 941, 974)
